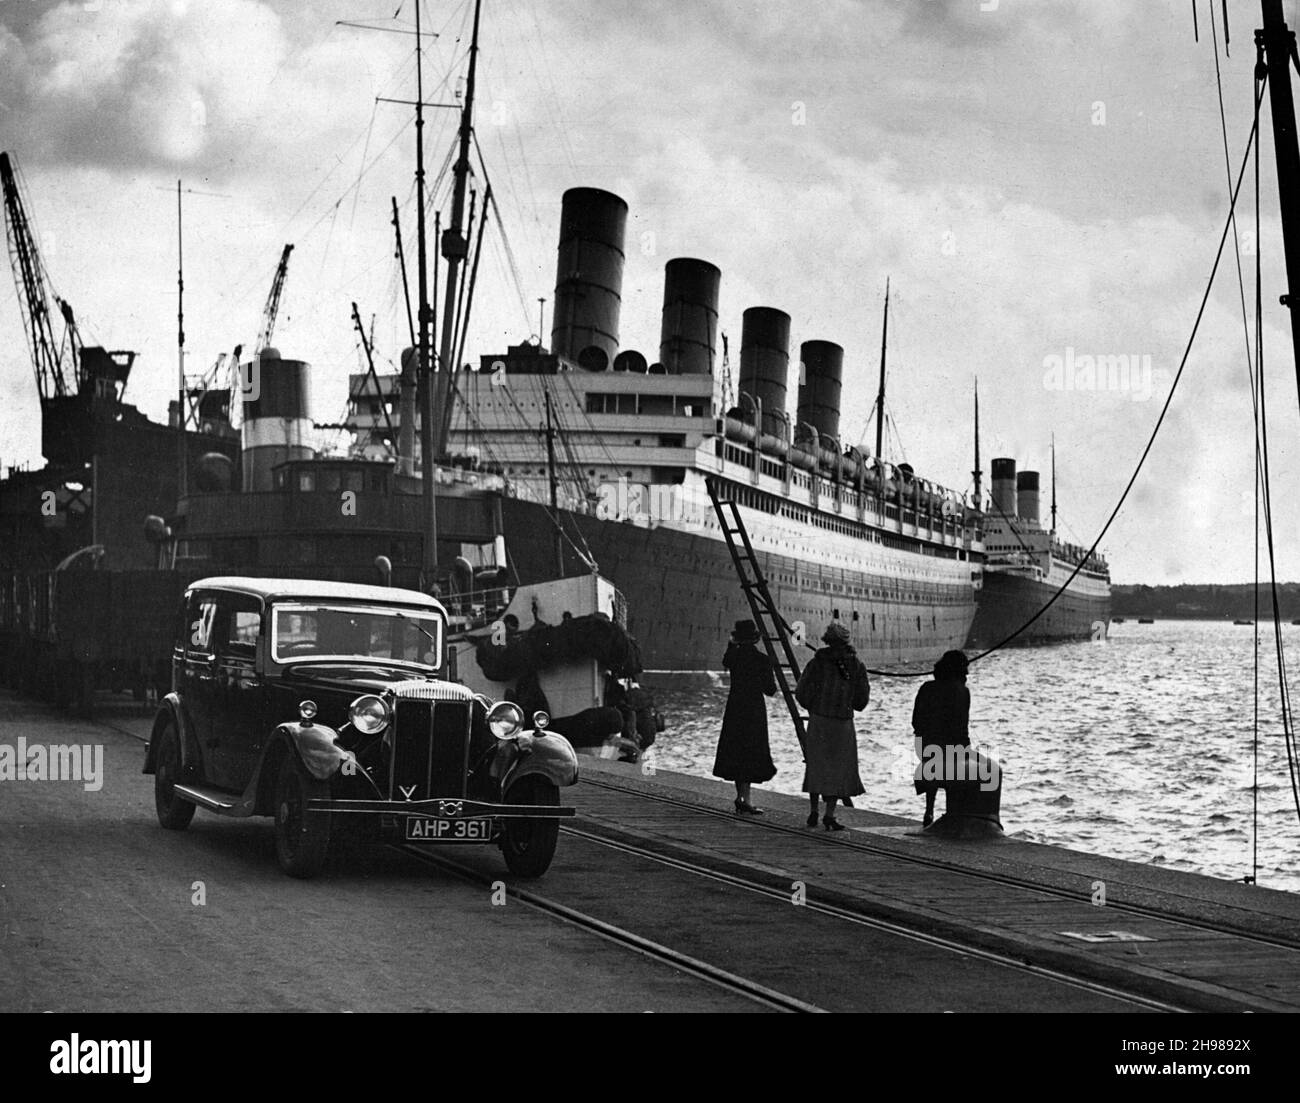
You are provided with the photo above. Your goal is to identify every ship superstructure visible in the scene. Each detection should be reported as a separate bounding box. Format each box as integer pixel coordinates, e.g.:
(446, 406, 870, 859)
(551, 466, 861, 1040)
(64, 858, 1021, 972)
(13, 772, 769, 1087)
(346, 187, 985, 671)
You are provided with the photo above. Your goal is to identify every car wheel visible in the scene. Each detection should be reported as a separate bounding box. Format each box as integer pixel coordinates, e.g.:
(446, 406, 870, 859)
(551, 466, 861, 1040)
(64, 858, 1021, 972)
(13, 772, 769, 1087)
(274, 757, 331, 879)
(154, 721, 196, 831)
(501, 775, 560, 878)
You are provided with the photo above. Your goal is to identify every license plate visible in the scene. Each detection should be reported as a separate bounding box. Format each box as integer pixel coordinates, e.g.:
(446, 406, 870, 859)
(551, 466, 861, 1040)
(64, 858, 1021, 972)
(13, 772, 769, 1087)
(404, 816, 493, 841)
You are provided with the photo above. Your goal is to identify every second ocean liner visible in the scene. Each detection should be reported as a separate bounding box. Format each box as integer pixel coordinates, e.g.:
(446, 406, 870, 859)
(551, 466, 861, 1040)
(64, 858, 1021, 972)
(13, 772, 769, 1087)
(965, 456, 1110, 648)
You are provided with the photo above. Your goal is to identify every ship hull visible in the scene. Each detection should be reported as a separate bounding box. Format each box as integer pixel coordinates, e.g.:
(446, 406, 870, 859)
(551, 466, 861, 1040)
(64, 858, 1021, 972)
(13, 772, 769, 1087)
(500, 498, 977, 672)
(966, 571, 1111, 649)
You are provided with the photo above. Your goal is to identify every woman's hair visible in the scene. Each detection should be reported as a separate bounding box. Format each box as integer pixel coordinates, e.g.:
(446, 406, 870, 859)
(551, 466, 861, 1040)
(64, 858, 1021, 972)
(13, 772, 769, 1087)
(821, 622, 858, 680)
(933, 649, 969, 681)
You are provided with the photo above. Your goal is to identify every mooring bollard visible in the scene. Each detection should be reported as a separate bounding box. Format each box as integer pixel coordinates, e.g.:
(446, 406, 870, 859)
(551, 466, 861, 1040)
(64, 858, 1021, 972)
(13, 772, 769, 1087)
(926, 747, 1003, 839)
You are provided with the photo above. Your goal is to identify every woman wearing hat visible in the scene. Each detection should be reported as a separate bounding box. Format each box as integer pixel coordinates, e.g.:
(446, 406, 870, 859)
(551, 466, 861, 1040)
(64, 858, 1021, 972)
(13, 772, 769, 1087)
(795, 621, 870, 830)
(714, 619, 777, 814)
(912, 649, 970, 828)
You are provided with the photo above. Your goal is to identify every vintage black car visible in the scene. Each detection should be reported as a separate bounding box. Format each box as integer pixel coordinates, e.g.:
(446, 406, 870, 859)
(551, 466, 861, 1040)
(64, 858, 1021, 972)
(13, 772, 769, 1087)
(143, 577, 579, 878)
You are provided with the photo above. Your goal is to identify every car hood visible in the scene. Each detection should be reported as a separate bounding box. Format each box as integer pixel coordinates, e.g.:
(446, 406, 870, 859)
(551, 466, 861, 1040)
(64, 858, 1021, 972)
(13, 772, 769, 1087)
(282, 663, 436, 695)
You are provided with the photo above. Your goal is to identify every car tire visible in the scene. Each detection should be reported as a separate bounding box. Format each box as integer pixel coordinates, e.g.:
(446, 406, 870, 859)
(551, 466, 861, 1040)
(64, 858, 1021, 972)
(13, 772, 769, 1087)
(501, 775, 560, 878)
(154, 721, 196, 831)
(274, 757, 332, 879)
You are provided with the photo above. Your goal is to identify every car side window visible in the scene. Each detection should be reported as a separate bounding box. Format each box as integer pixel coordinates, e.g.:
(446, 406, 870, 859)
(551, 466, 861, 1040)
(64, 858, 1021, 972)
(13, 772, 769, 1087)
(216, 597, 261, 661)
(185, 595, 218, 658)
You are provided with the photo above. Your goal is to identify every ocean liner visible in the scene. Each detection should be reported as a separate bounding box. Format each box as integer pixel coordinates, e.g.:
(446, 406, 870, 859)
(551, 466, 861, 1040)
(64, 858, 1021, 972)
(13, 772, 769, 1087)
(965, 456, 1110, 648)
(345, 186, 985, 672)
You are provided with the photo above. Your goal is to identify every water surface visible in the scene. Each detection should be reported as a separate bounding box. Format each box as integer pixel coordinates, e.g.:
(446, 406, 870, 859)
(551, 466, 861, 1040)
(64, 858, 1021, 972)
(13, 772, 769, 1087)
(648, 620, 1300, 894)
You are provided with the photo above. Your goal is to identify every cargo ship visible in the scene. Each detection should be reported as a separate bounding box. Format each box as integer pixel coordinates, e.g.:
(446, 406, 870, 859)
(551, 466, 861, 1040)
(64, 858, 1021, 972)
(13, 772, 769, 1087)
(965, 457, 1110, 648)
(344, 186, 985, 672)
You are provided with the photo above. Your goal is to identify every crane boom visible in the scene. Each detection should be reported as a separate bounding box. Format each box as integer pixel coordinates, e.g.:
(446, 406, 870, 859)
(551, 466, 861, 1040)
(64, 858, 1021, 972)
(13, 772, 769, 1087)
(256, 243, 293, 352)
(1, 151, 79, 401)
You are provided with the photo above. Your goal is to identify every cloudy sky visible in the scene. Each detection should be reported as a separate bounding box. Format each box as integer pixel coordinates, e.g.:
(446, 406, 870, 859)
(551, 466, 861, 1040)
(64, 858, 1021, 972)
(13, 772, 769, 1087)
(1, 0, 1298, 585)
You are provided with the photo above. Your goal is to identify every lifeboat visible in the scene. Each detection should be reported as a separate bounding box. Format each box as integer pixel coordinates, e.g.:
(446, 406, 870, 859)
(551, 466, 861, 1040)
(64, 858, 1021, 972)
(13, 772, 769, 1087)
(724, 416, 757, 444)
(788, 447, 815, 471)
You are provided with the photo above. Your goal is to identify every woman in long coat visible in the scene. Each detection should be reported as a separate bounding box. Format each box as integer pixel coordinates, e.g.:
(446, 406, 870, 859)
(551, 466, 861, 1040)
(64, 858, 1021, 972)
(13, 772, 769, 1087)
(796, 622, 869, 830)
(713, 619, 777, 814)
(912, 649, 970, 827)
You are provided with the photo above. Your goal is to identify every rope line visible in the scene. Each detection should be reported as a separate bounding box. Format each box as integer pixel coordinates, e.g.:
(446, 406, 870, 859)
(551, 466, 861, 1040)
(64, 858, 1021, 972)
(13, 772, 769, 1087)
(953, 84, 1267, 667)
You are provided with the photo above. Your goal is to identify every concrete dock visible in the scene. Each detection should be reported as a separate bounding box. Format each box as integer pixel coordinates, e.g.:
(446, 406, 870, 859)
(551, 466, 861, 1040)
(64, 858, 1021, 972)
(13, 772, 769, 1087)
(3, 689, 1298, 1022)
(571, 757, 1300, 1014)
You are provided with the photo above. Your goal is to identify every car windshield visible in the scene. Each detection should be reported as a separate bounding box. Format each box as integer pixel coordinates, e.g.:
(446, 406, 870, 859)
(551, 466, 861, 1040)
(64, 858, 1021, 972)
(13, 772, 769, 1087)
(270, 603, 443, 668)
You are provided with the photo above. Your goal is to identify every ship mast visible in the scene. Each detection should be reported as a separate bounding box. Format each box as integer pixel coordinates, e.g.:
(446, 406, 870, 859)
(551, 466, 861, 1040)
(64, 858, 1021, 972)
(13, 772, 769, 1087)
(175, 180, 185, 499)
(544, 388, 562, 575)
(972, 377, 982, 511)
(434, 0, 483, 460)
(874, 277, 889, 460)
(415, 0, 438, 585)
(1258, 0, 1300, 383)
(1051, 434, 1057, 535)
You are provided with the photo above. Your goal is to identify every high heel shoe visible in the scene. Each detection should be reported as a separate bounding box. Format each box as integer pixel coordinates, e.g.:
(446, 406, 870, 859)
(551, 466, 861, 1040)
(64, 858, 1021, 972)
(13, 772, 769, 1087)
(806, 811, 819, 828)
(735, 799, 764, 816)
(823, 815, 845, 832)
(922, 810, 934, 828)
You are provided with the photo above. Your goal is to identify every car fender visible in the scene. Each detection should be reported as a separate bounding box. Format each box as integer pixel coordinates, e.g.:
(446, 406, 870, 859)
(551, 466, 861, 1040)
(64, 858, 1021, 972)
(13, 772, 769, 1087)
(275, 721, 359, 782)
(501, 731, 580, 793)
(142, 693, 200, 776)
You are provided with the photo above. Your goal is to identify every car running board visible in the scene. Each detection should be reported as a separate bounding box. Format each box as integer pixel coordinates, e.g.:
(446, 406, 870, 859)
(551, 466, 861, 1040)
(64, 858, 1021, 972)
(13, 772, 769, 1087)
(172, 783, 256, 817)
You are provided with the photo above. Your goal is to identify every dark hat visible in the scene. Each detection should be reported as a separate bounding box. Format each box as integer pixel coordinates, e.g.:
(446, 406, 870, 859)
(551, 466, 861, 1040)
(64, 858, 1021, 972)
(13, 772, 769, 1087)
(934, 649, 969, 680)
(822, 622, 851, 645)
(732, 619, 760, 642)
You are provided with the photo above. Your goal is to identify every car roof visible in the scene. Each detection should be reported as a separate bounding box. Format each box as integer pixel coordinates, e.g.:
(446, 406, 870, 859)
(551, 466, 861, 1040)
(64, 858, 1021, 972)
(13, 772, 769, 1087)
(187, 576, 445, 611)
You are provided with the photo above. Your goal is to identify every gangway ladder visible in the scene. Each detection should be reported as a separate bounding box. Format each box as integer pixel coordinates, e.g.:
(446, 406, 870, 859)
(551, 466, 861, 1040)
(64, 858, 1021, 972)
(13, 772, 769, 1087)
(706, 477, 808, 755)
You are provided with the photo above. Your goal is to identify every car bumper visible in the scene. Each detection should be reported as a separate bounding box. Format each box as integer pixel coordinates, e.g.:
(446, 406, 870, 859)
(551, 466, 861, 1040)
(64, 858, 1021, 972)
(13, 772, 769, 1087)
(308, 797, 575, 819)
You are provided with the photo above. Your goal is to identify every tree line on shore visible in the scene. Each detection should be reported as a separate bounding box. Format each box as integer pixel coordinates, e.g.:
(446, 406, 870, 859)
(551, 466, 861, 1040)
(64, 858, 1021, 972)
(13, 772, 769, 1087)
(1112, 583, 1300, 620)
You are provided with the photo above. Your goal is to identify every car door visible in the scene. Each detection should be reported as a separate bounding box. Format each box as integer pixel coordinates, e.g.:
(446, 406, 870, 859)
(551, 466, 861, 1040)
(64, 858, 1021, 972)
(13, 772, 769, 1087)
(207, 593, 266, 793)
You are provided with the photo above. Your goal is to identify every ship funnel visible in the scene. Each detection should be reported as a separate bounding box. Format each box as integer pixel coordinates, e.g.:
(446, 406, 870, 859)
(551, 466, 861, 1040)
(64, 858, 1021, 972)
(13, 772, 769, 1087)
(241, 348, 315, 491)
(1017, 470, 1040, 524)
(797, 340, 843, 446)
(659, 258, 720, 374)
(738, 307, 791, 438)
(551, 187, 627, 368)
(991, 457, 1017, 518)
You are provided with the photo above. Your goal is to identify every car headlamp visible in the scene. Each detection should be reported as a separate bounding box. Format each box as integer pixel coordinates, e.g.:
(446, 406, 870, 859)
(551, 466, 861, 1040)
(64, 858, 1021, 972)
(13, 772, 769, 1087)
(488, 700, 525, 740)
(349, 694, 389, 735)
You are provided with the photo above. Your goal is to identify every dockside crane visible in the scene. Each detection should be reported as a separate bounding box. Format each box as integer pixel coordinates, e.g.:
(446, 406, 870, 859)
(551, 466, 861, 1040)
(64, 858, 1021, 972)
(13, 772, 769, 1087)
(0, 151, 82, 402)
(182, 241, 291, 432)
(256, 243, 293, 353)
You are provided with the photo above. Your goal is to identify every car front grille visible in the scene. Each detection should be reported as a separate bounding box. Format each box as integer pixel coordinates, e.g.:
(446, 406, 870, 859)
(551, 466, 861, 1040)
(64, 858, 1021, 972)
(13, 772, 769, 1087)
(387, 682, 475, 801)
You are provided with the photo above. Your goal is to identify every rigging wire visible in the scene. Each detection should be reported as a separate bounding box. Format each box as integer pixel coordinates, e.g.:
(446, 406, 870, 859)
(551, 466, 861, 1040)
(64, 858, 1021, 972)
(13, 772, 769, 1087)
(876, 82, 1267, 679)
(473, 129, 534, 327)
(1249, 66, 1300, 832)
(1212, 1, 1266, 882)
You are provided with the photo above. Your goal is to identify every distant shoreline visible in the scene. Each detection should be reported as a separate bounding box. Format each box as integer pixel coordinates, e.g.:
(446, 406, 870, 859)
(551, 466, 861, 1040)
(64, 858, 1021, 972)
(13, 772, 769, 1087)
(1112, 582, 1300, 621)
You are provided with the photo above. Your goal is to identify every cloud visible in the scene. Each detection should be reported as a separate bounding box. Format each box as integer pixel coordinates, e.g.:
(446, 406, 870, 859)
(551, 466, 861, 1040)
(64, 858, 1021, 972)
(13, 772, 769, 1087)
(2, 1, 283, 171)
